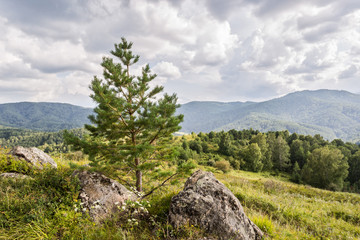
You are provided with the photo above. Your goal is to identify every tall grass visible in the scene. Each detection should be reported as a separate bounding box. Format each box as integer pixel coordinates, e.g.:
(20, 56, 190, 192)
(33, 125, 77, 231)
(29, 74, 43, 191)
(217, 170, 360, 239)
(1, 148, 359, 239)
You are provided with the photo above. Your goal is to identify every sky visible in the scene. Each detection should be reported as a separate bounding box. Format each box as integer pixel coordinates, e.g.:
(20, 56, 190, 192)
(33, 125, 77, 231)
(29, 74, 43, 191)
(0, 0, 359, 107)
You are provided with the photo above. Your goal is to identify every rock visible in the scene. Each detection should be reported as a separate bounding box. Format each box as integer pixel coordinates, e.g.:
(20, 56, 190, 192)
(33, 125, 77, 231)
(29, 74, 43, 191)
(0, 172, 32, 180)
(9, 146, 57, 169)
(73, 170, 137, 223)
(169, 170, 264, 240)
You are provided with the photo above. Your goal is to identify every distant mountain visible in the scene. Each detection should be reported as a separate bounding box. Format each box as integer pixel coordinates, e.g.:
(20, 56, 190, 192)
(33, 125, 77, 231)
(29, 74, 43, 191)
(1, 89, 360, 141)
(0, 102, 92, 131)
(177, 89, 360, 142)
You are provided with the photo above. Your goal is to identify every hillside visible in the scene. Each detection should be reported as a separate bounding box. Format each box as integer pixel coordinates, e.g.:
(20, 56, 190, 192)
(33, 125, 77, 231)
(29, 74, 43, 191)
(177, 89, 360, 142)
(1, 90, 360, 141)
(1, 149, 359, 239)
(0, 102, 92, 131)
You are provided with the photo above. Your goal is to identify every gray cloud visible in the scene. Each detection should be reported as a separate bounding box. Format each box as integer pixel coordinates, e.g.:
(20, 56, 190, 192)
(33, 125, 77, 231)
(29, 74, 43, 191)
(0, 0, 359, 107)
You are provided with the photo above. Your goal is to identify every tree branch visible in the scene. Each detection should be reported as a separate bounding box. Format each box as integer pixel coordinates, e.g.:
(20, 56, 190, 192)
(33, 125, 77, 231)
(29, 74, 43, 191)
(141, 172, 178, 199)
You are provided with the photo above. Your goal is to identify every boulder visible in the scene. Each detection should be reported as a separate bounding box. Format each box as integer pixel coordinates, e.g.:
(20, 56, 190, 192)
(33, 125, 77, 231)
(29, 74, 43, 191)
(0, 172, 32, 180)
(169, 170, 263, 240)
(73, 170, 137, 223)
(9, 146, 57, 169)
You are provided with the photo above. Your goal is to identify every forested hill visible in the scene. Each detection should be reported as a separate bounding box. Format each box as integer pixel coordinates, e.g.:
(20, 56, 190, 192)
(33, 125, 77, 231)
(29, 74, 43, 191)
(177, 89, 360, 142)
(0, 102, 92, 131)
(1, 90, 360, 141)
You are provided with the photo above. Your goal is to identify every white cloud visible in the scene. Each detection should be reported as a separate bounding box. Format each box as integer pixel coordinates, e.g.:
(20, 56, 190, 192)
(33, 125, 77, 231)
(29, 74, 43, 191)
(153, 61, 181, 79)
(0, 0, 359, 106)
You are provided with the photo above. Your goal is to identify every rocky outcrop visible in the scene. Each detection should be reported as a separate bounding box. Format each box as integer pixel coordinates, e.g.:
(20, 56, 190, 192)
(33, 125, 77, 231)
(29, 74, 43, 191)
(0, 172, 32, 180)
(73, 170, 137, 223)
(9, 146, 57, 169)
(169, 170, 263, 240)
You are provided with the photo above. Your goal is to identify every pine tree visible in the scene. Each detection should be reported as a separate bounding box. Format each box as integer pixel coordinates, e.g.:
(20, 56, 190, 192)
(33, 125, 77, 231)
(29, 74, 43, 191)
(65, 38, 185, 193)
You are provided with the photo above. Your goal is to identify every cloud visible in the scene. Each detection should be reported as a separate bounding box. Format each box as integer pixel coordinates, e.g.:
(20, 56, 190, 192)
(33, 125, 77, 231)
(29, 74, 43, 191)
(339, 65, 358, 79)
(153, 61, 181, 79)
(0, 0, 359, 107)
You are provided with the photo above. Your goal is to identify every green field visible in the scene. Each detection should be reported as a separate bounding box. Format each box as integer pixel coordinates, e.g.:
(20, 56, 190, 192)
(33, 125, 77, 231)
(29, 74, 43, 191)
(1, 149, 359, 239)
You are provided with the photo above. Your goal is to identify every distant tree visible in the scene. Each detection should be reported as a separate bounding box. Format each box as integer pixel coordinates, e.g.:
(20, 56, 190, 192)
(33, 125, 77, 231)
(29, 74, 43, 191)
(251, 133, 272, 170)
(208, 131, 215, 140)
(291, 161, 301, 183)
(218, 132, 233, 156)
(201, 142, 209, 153)
(243, 143, 263, 172)
(269, 134, 290, 171)
(347, 150, 360, 186)
(301, 146, 348, 191)
(189, 140, 202, 154)
(64, 38, 188, 194)
(290, 139, 307, 168)
(287, 132, 299, 145)
(182, 140, 189, 150)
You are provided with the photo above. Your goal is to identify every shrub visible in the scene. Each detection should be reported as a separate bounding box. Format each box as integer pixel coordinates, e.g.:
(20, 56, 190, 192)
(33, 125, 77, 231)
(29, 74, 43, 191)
(214, 160, 231, 173)
(0, 147, 33, 174)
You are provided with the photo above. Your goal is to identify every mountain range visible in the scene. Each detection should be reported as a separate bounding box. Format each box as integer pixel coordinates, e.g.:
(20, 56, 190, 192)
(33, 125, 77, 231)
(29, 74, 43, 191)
(1, 89, 360, 142)
(0, 102, 92, 131)
(177, 89, 360, 142)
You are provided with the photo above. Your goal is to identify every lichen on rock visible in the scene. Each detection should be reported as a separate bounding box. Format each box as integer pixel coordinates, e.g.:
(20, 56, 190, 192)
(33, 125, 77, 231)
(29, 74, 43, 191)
(169, 170, 263, 240)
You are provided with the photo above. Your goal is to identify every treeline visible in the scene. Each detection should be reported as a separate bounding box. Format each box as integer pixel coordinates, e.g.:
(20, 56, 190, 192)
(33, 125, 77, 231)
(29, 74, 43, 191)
(178, 129, 360, 193)
(1, 126, 359, 193)
(0, 128, 87, 153)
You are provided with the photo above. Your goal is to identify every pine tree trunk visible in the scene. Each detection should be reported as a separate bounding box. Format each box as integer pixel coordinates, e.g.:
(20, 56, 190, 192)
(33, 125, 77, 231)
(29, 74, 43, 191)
(135, 157, 142, 192)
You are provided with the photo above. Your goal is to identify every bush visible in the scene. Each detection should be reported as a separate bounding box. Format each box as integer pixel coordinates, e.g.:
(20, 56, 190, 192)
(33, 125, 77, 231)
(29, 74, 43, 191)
(0, 147, 33, 174)
(214, 160, 231, 173)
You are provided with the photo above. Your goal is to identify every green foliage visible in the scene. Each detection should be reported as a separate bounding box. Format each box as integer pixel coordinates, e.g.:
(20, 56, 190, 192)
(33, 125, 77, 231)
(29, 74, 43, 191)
(302, 146, 348, 191)
(0, 147, 32, 174)
(251, 215, 274, 235)
(269, 135, 290, 172)
(176, 128, 360, 193)
(0, 128, 87, 153)
(242, 143, 263, 172)
(1, 142, 360, 240)
(291, 162, 301, 184)
(348, 150, 360, 186)
(0, 166, 91, 239)
(214, 160, 231, 173)
(65, 38, 185, 193)
(218, 132, 234, 156)
(289, 139, 307, 168)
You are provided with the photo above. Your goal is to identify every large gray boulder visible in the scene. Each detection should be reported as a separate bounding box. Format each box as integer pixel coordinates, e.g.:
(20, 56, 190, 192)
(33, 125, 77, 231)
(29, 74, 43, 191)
(73, 170, 137, 223)
(169, 170, 263, 240)
(9, 146, 57, 169)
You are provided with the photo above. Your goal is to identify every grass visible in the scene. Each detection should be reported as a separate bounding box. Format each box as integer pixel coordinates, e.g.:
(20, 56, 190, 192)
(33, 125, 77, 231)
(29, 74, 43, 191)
(216, 170, 360, 239)
(0, 149, 359, 239)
